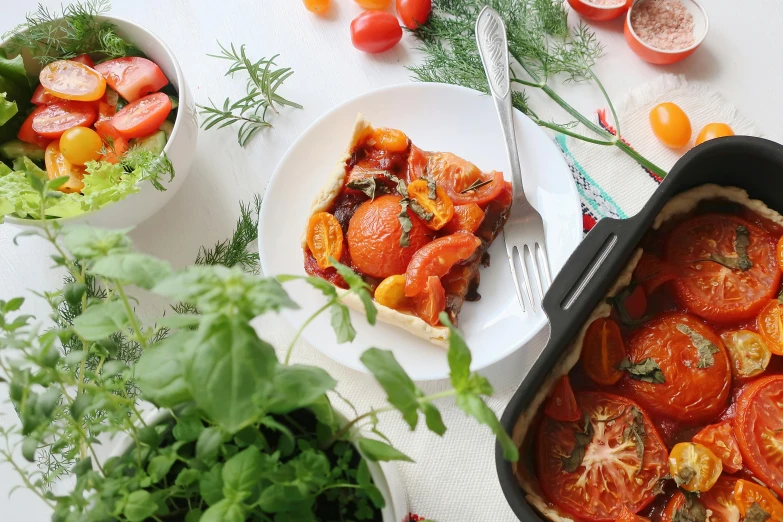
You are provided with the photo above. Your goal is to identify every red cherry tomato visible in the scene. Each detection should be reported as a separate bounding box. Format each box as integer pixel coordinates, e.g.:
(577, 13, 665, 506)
(17, 107, 51, 148)
(31, 101, 97, 139)
(70, 54, 95, 67)
(110, 92, 172, 139)
(350, 11, 403, 54)
(94, 57, 169, 102)
(632, 252, 677, 295)
(544, 376, 580, 422)
(396, 0, 432, 29)
(31, 84, 62, 105)
(404, 232, 482, 297)
(39, 60, 106, 102)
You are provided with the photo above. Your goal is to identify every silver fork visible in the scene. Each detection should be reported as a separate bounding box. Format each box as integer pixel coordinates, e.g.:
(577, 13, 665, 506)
(475, 6, 551, 313)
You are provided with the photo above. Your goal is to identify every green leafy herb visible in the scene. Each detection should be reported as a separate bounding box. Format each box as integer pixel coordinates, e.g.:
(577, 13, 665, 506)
(745, 503, 772, 522)
(561, 411, 593, 473)
(347, 177, 381, 200)
(622, 407, 646, 471)
(409, 199, 434, 222)
(673, 464, 697, 488)
(120, 147, 175, 192)
(423, 176, 437, 200)
(199, 42, 302, 147)
(676, 324, 720, 369)
(619, 357, 666, 384)
(398, 199, 413, 247)
(700, 225, 753, 271)
(194, 195, 262, 274)
(672, 492, 708, 522)
(460, 177, 492, 194)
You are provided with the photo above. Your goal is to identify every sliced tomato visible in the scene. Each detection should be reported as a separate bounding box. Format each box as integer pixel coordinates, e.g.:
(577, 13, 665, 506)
(31, 84, 62, 105)
(17, 107, 51, 148)
(623, 312, 731, 423)
(624, 285, 648, 320)
(421, 152, 505, 206)
(70, 54, 95, 67)
(734, 375, 783, 498)
(616, 505, 650, 522)
(734, 479, 783, 521)
(662, 477, 741, 522)
(44, 142, 84, 193)
(721, 329, 772, 379)
(39, 60, 106, 102)
(757, 299, 783, 356)
(407, 143, 428, 182)
(407, 179, 454, 230)
(98, 100, 116, 121)
(31, 101, 97, 139)
(110, 92, 171, 139)
(581, 317, 626, 386)
(94, 57, 169, 102)
(666, 214, 780, 323)
(306, 212, 344, 270)
(544, 376, 580, 422)
(693, 421, 743, 473)
(669, 442, 723, 492)
(633, 252, 677, 295)
(442, 203, 485, 235)
(404, 232, 481, 297)
(536, 391, 669, 521)
(413, 275, 446, 326)
(777, 234, 783, 273)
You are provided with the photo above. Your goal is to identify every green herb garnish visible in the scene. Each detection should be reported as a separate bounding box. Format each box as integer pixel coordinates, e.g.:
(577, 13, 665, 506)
(619, 357, 666, 384)
(746, 502, 772, 522)
(561, 410, 593, 473)
(623, 407, 647, 467)
(460, 177, 492, 194)
(423, 176, 437, 200)
(673, 492, 708, 522)
(699, 225, 753, 271)
(676, 324, 720, 369)
(398, 199, 413, 248)
(673, 465, 697, 488)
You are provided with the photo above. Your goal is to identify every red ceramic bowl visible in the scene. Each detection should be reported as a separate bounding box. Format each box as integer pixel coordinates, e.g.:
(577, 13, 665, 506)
(567, 0, 633, 21)
(625, 0, 709, 65)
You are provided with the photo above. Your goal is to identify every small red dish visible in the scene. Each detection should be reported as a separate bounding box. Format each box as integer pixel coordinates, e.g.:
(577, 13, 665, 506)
(624, 0, 709, 65)
(567, 0, 632, 22)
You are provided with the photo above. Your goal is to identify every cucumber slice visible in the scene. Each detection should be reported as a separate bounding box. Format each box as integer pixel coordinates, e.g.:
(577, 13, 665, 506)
(129, 130, 167, 155)
(168, 95, 178, 110)
(116, 97, 128, 110)
(0, 140, 46, 162)
(159, 120, 174, 139)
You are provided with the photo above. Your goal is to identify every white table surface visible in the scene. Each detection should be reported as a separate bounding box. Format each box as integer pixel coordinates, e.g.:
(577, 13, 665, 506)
(2, 1, 782, 520)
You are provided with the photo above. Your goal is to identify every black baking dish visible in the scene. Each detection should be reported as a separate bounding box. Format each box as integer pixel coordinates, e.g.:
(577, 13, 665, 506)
(495, 136, 783, 521)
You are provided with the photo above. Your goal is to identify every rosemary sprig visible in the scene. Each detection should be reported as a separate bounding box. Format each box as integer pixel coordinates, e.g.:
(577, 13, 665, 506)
(198, 42, 303, 147)
(461, 178, 492, 193)
(409, 0, 667, 178)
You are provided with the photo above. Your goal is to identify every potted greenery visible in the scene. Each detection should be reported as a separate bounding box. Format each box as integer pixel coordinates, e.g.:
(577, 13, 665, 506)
(0, 175, 518, 521)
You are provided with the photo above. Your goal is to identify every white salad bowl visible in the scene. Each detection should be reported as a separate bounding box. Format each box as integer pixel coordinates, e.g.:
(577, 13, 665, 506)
(1, 15, 198, 229)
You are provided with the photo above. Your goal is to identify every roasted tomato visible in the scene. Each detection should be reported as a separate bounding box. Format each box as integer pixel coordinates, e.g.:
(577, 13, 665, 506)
(407, 144, 428, 181)
(44, 142, 85, 194)
(347, 195, 432, 279)
(371, 127, 408, 152)
(581, 317, 626, 386)
(623, 312, 731, 423)
(374, 275, 409, 311)
(666, 214, 780, 323)
(39, 60, 106, 102)
(404, 232, 481, 297)
(624, 285, 648, 321)
(692, 421, 743, 473)
(413, 275, 446, 326)
(422, 152, 505, 206)
(756, 299, 783, 356)
(777, 234, 783, 273)
(94, 57, 169, 102)
(733, 375, 783, 498)
(31, 101, 97, 139)
(733, 479, 783, 521)
(536, 391, 668, 521)
(633, 252, 677, 295)
(616, 505, 650, 522)
(721, 330, 772, 379)
(544, 376, 580, 423)
(662, 476, 741, 522)
(307, 212, 344, 269)
(669, 442, 722, 493)
(442, 203, 485, 235)
(407, 179, 454, 230)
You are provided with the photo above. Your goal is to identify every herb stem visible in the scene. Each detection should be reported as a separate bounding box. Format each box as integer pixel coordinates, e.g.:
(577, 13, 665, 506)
(534, 119, 616, 146)
(1, 451, 56, 509)
(330, 406, 396, 443)
(417, 389, 457, 403)
(510, 77, 543, 88)
(115, 282, 147, 349)
(284, 300, 333, 365)
(590, 69, 621, 138)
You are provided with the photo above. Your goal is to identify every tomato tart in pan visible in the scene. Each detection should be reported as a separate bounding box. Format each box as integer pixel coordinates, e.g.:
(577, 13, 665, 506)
(513, 185, 783, 522)
(301, 115, 511, 345)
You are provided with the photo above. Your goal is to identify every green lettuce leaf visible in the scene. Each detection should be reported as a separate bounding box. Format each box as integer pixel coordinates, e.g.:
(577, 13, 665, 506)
(0, 49, 32, 143)
(80, 160, 141, 211)
(0, 92, 18, 127)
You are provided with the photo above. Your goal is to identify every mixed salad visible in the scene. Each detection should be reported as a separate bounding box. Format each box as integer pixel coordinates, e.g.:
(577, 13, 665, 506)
(0, 3, 177, 221)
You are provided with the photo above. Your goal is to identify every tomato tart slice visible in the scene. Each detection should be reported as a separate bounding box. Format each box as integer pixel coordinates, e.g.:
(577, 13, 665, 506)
(301, 115, 511, 345)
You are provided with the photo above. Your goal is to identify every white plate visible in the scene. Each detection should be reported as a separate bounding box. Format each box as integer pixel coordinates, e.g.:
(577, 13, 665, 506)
(259, 83, 581, 381)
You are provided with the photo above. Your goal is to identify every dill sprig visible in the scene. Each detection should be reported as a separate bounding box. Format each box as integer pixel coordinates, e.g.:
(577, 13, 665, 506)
(120, 147, 175, 191)
(198, 42, 303, 147)
(5, 1, 137, 65)
(410, 0, 667, 178)
(195, 194, 262, 273)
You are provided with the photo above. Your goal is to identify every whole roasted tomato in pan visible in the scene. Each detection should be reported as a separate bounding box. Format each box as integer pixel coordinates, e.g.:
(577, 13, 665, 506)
(623, 312, 731, 424)
(536, 391, 669, 522)
(346, 195, 432, 279)
(733, 375, 783, 498)
(666, 214, 779, 323)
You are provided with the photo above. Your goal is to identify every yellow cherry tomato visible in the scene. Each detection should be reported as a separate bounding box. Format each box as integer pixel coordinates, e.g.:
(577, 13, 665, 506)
(303, 0, 330, 13)
(720, 330, 771, 379)
(59, 127, 103, 166)
(371, 127, 409, 152)
(39, 60, 106, 102)
(669, 442, 722, 493)
(355, 0, 391, 8)
(695, 123, 734, 146)
(649, 102, 691, 148)
(45, 142, 85, 194)
(374, 275, 409, 311)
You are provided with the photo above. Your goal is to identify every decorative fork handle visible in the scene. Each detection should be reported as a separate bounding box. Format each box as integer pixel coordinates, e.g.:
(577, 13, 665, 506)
(475, 7, 525, 201)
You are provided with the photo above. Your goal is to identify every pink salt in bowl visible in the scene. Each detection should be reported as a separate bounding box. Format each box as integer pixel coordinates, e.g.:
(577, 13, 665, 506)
(568, 0, 633, 21)
(625, 0, 709, 65)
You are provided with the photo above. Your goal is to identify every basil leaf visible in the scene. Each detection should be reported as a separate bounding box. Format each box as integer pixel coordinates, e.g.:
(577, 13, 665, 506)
(440, 312, 471, 390)
(200, 499, 244, 522)
(358, 438, 414, 462)
(196, 427, 223, 464)
(360, 348, 420, 430)
(72, 300, 130, 341)
(175, 468, 200, 487)
(423, 176, 437, 200)
(330, 302, 356, 343)
(673, 464, 697, 488)
(147, 454, 175, 483)
(136, 332, 194, 408)
(199, 464, 224, 506)
(267, 365, 337, 414)
(676, 324, 720, 368)
(157, 313, 202, 329)
(699, 225, 753, 271)
(745, 503, 771, 522)
(619, 357, 666, 384)
(422, 402, 447, 436)
(62, 226, 133, 259)
(172, 413, 204, 442)
(347, 178, 378, 200)
(222, 446, 267, 495)
(623, 407, 647, 467)
(409, 199, 434, 222)
(673, 492, 708, 522)
(398, 199, 413, 247)
(90, 253, 171, 290)
(561, 412, 594, 473)
(123, 490, 157, 522)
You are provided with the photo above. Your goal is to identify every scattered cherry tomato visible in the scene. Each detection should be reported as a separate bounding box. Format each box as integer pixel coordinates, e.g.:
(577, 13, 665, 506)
(407, 179, 454, 230)
(39, 60, 106, 102)
(733, 479, 783, 521)
(692, 421, 743, 473)
(110, 92, 172, 139)
(374, 275, 409, 311)
(720, 329, 772, 379)
(94, 57, 169, 102)
(307, 212, 344, 270)
(45, 141, 85, 194)
(404, 232, 481, 297)
(350, 11, 403, 54)
(354, 0, 390, 8)
(396, 0, 432, 29)
(59, 127, 103, 166)
(442, 203, 485, 235)
(581, 317, 625, 386)
(32, 101, 97, 139)
(695, 123, 734, 146)
(543, 376, 580, 422)
(303, 0, 330, 13)
(649, 102, 691, 148)
(669, 442, 722, 493)
(371, 127, 408, 152)
(413, 275, 446, 326)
